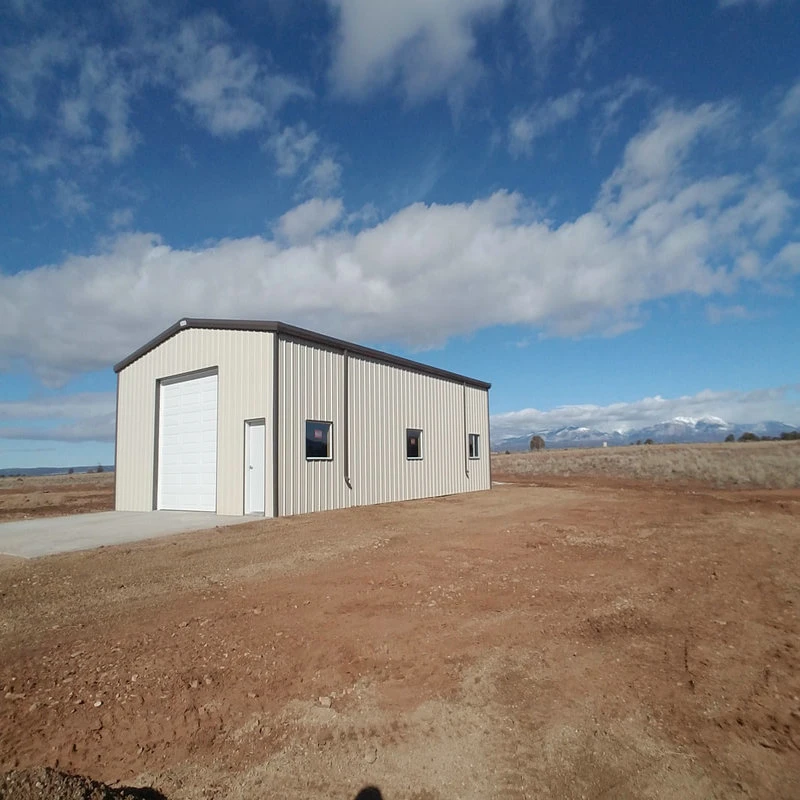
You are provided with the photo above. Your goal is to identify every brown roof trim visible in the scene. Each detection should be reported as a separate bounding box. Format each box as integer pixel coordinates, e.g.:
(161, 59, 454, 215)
(113, 318, 491, 390)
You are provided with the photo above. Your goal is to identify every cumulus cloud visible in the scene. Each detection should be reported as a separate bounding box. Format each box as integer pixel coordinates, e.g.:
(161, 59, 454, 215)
(327, 0, 579, 103)
(275, 197, 344, 244)
(0, 97, 797, 383)
(490, 385, 800, 439)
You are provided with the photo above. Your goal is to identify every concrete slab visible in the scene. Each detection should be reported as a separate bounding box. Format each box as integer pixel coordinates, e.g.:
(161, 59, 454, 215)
(0, 511, 249, 558)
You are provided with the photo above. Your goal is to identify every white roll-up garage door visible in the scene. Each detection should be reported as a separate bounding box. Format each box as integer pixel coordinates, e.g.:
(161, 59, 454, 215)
(157, 371, 218, 511)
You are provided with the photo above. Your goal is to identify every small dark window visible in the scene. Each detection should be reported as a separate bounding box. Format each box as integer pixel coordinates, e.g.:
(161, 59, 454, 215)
(406, 428, 422, 460)
(306, 420, 332, 460)
(468, 433, 480, 459)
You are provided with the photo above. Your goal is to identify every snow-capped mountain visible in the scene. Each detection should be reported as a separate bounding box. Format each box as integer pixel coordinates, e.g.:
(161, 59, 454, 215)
(494, 417, 797, 450)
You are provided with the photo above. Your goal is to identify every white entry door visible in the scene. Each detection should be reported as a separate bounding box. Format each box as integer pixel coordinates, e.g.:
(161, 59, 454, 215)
(157, 371, 218, 512)
(245, 420, 266, 515)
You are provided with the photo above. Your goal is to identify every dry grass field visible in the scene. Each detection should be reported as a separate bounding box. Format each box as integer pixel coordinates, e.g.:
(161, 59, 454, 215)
(0, 473, 115, 523)
(493, 440, 800, 489)
(1, 451, 799, 799)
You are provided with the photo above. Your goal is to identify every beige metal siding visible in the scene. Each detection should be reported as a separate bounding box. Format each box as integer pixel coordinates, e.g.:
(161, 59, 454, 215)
(115, 328, 274, 515)
(277, 338, 348, 515)
(278, 339, 490, 516)
(349, 356, 490, 507)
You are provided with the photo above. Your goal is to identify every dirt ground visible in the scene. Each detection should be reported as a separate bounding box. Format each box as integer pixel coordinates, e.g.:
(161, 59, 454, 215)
(1, 474, 799, 799)
(0, 474, 114, 523)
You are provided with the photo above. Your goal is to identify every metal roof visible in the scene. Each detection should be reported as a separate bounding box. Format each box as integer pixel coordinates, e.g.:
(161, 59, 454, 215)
(113, 318, 491, 390)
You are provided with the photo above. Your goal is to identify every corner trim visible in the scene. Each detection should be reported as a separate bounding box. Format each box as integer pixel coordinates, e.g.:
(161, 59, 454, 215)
(272, 332, 280, 518)
(113, 372, 119, 509)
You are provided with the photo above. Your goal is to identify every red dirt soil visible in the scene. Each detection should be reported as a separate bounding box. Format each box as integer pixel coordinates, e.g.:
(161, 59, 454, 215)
(1, 476, 799, 799)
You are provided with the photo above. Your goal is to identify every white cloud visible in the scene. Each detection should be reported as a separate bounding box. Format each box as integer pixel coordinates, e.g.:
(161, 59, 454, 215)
(0, 34, 73, 120)
(265, 124, 320, 176)
(54, 178, 91, 221)
(0, 100, 796, 383)
(0, 9, 310, 179)
(491, 385, 800, 439)
(516, 0, 582, 55)
(326, 0, 578, 103)
(166, 13, 310, 136)
(509, 89, 584, 156)
(591, 76, 655, 151)
(264, 123, 342, 195)
(705, 303, 753, 324)
(0, 393, 115, 421)
(59, 45, 138, 162)
(302, 156, 343, 196)
(109, 207, 135, 229)
(327, 0, 497, 101)
(0, 418, 116, 443)
(0, 393, 116, 443)
(275, 197, 344, 244)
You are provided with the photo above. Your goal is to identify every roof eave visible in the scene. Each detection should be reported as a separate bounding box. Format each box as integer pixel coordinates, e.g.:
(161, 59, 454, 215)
(113, 318, 491, 390)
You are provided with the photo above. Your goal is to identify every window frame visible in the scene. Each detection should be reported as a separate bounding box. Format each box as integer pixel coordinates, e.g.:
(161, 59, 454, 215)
(305, 419, 333, 461)
(468, 433, 480, 460)
(406, 428, 423, 461)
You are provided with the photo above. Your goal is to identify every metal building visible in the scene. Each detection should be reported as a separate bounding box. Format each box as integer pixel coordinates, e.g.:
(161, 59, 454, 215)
(114, 319, 491, 517)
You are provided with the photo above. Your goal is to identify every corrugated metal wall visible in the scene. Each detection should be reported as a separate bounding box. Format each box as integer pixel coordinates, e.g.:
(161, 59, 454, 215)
(348, 355, 490, 507)
(278, 338, 490, 516)
(277, 337, 347, 515)
(115, 328, 274, 515)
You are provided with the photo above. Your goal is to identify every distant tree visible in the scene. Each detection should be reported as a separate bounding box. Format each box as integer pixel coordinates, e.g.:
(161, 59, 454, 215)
(529, 435, 546, 451)
(738, 432, 760, 442)
(724, 434, 735, 443)
(96, 464, 104, 473)
(644, 438, 654, 445)
(780, 431, 800, 441)
(635, 439, 642, 446)
(67, 467, 74, 474)
(504, 450, 510, 455)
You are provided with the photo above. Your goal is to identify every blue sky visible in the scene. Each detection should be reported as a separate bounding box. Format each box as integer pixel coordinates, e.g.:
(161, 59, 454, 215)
(1, 0, 799, 467)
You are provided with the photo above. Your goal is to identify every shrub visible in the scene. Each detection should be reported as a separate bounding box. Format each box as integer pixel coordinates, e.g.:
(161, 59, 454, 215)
(529, 435, 546, 451)
(724, 434, 735, 443)
(738, 432, 760, 442)
(644, 438, 654, 445)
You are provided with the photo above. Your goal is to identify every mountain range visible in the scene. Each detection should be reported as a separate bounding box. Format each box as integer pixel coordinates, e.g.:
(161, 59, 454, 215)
(494, 417, 798, 451)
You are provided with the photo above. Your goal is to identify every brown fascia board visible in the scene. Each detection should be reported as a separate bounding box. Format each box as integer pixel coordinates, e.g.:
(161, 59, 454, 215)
(113, 318, 492, 391)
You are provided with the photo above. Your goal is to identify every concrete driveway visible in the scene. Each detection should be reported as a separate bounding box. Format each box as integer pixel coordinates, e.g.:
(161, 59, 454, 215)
(0, 511, 249, 558)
